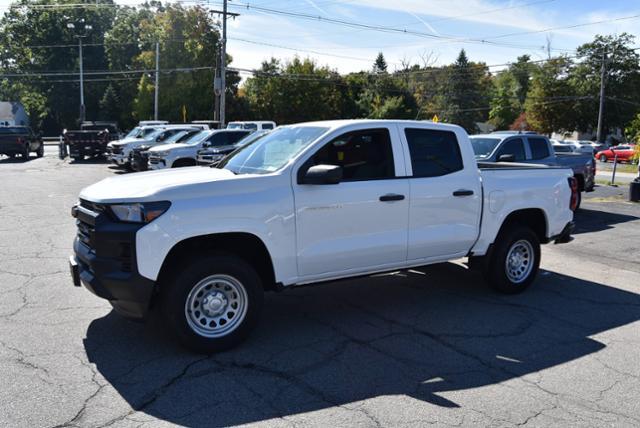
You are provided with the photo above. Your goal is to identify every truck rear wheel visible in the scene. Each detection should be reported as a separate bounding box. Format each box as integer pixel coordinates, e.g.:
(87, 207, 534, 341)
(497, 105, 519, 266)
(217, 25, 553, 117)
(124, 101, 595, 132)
(485, 225, 540, 294)
(160, 255, 263, 353)
(36, 144, 44, 158)
(22, 145, 29, 160)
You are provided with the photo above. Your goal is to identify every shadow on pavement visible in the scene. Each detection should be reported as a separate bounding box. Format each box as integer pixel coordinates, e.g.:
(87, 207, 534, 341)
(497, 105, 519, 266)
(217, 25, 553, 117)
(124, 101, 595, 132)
(84, 262, 640, 426)
(0, 155, 32, 163)
(69, 156, 109, 165)
(573, 208, 639, 234)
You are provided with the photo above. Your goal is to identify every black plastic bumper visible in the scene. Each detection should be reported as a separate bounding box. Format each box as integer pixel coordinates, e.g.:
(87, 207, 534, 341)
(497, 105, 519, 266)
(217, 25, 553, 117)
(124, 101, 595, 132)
(552, 221, 575, 244)
(70, 204, 155, 319)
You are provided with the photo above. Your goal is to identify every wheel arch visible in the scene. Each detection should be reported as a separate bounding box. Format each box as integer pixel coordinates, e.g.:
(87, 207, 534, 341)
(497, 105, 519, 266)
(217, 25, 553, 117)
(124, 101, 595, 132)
(155, 232, 277, 293)
(498, 208, 548, 244)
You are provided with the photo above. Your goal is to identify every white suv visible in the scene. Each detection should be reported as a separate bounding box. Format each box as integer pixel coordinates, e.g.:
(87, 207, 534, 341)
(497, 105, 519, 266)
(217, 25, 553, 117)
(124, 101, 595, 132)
(147, 129, 251, 169)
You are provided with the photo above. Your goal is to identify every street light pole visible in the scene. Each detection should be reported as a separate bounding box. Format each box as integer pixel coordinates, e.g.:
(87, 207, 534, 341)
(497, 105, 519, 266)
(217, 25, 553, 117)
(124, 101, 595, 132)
(67, 21, 91, 124)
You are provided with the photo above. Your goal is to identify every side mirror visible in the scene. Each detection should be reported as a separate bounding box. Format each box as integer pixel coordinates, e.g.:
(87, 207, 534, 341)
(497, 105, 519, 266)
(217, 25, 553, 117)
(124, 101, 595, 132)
(498, 154, 516, 162)
(301, 164, 342, 185)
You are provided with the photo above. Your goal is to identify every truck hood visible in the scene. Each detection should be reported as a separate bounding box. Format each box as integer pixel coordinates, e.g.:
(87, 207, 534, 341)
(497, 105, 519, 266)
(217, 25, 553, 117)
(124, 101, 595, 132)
(148, 142, 191, 152)
(79, 166, 237, 203)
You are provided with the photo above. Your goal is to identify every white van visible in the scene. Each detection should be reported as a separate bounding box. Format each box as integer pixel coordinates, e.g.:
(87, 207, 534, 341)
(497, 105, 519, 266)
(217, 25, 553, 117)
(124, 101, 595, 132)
(226, 121, 276, 131)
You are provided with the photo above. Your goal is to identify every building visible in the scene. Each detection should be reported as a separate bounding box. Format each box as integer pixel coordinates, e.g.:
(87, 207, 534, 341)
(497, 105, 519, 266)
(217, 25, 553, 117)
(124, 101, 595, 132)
(0, 101, 29, 127)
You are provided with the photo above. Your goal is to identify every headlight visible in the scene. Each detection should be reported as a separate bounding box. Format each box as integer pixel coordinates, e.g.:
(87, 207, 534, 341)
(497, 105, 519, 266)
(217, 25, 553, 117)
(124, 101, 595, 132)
(153, 151, 169, 157)
(109, 201, 171, 223)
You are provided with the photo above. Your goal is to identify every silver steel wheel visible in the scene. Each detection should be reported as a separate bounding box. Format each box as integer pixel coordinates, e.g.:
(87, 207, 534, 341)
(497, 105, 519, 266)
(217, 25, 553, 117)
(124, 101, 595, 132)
(505, 239, 534, 284)
(184, 274, 248, 338)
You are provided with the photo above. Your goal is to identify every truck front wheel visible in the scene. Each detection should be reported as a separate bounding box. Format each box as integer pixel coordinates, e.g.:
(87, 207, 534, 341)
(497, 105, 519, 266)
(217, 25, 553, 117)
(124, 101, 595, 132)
(485, 225, 540, 294)
(160, 255, 264, 353)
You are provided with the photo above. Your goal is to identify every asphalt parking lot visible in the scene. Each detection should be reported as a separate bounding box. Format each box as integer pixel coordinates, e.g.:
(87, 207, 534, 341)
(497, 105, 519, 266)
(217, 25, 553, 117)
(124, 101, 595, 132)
(1, 147, 639, 427)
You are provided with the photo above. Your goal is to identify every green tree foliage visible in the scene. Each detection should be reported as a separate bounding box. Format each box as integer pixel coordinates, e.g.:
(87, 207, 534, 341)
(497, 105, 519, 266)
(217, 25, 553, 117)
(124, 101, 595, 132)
(510, 55, 534, 106)
(0, 0, 116, 132)
(524, 57, 575, 135)
(243, 57, 344, 124)
(570, 33, 640, 134)
(489, 72, 519, 130)
(98, 84, 120, 121)
(373, 52, 387, 74)
(438, 50, 491, 133)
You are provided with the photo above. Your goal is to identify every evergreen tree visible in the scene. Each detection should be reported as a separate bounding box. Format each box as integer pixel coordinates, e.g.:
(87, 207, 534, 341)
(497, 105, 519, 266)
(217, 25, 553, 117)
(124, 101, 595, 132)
(373, 52, 388, 74)
(489, 73, 519, 130)
(99, 84, 120, 121)
(440, 49, 490, 133)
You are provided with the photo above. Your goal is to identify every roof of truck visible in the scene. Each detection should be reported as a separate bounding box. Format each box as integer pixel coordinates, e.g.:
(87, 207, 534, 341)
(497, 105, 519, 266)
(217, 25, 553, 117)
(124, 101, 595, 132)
(291, 119, 465, 132)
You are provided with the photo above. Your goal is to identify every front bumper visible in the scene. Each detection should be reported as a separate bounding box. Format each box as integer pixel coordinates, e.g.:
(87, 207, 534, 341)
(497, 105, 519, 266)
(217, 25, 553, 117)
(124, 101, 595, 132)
(70, 203, 155, 319)
(108, 152, 128, 166)
(148, 157, 167, 169)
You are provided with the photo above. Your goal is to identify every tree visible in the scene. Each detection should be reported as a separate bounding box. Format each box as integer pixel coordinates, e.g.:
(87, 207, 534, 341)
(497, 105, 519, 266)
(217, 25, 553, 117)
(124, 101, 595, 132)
(0, 0, 116, 133)
(99, 84, 120, 120)
(489, 72, 519, 129)
(373, 52, 388, 74)
(439, 49, 491, 133)
(570, 34, 640, 134)
(525, 57, 575, 135)
(510, 55, 534, 106)
(243, 57, 344, 124)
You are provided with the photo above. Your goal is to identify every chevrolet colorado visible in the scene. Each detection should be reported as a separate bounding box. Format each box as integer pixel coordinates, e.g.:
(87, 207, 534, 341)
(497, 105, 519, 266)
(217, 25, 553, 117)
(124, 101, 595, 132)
(70, 120, 576, 352)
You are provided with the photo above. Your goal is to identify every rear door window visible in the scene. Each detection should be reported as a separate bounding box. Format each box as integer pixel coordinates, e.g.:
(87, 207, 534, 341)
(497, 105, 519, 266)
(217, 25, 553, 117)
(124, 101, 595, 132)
(404, 128, 463, 177)
(529, 137, 551, 159)
(497, 138, 526, 161)
(227, 131, 251, 145)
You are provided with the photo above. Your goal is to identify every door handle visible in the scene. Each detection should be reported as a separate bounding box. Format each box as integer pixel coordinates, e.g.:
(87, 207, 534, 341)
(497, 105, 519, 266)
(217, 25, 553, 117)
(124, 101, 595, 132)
(379, 194, 405, 202)
(453, 189, 474, 197)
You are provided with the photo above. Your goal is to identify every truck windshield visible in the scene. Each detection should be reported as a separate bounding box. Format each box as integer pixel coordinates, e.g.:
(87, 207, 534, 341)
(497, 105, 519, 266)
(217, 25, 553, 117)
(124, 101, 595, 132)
(470, 137, 501, 158)
(218, 126, 328, 175)
(182, 130, 212, 145)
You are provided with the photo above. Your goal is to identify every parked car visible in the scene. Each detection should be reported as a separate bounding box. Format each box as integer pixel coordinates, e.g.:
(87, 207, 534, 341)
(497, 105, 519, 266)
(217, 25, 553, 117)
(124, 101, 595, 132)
(196, 130, 269, 166)
(470, 132, 595, 209)
(596, 145, 637, 163)
(226, 121, 276, 131)
(70, 119, 576, 352)
(552, 144, 575, 153)
(0, 126, 44, 159)
(108, 125, 207, 169)
(147, 129, 251, 169)
(129, 129, 202, 172)
(64, 121, 120, 161)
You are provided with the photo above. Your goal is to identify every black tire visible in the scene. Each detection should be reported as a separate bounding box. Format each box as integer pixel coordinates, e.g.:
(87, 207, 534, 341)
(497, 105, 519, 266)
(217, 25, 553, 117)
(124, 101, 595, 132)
(599, 154, 607, 162)
(160, 255, 264, 353)
(36, 144, 44, 158)
(484, 225, 540, 294)
(72, 155, 83, 162)
(22, 144, 29, 160)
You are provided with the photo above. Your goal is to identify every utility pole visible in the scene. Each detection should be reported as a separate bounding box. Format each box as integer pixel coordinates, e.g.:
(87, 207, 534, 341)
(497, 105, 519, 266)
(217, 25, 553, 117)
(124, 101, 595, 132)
(220, 0, 228, 128)
(154, 42, 159, 121)
(209, 2, 238, 128)
(596, 52, 607, 144)
(79, 38, 85, 123)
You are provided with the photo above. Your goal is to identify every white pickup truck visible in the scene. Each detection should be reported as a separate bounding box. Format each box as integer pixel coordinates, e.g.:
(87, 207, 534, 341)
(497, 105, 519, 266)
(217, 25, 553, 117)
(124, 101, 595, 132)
(70, 120, 576, 352)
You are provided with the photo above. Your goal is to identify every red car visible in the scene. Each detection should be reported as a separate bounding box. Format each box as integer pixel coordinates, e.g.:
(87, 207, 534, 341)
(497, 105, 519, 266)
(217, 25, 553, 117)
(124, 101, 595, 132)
(596, 144, 637, 163)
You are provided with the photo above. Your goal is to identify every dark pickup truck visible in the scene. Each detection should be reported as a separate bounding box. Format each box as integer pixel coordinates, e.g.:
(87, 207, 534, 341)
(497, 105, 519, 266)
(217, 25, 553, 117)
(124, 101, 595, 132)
(64, 121, 120, 161)
(0, 126, 44, 160)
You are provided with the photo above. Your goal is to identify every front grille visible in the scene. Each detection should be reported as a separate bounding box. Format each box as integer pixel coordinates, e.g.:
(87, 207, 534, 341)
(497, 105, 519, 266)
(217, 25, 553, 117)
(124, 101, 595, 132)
(109, 146, 122, 155)
(76, 199, 105, 250)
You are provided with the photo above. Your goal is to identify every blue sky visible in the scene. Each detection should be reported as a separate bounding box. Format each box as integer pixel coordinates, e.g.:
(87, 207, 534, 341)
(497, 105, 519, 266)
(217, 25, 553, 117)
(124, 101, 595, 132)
(1, 0, 638, 74)
(217, 0, 640, 74)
